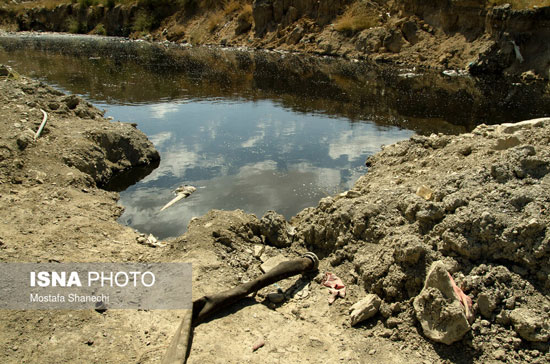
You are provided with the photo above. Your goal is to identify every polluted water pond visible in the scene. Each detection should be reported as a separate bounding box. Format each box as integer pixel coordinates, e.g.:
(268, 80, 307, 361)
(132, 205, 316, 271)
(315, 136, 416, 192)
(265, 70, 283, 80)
(2, 34, 550, 239)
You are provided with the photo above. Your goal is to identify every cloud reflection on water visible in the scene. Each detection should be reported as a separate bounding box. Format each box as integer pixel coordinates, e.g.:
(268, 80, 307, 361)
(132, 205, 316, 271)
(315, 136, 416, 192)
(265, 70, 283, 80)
(111, 99, 413, 239)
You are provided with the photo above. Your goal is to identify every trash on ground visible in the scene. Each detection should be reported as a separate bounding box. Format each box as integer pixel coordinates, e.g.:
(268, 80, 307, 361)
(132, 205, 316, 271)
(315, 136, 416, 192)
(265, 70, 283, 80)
(322, 272, 346, 304)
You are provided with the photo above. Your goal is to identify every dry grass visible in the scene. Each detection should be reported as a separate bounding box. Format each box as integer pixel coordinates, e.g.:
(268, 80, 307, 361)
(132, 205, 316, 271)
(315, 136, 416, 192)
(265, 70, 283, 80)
(206, 10, 224, 32)
(238, 3, 251, 19)
(224, 0, 243, 15)
(188, 23, 207, 44)
(334, 2, 379, 35)
(1, 0, 68, 10)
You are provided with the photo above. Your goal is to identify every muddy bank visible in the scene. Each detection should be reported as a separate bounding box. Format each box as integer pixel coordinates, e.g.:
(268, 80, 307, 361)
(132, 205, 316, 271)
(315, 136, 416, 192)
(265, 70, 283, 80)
(0, 66, 175, 363)
(1, 67, 549, 363)
(0, 65, 160, 263)
(2, 1, 550, 79)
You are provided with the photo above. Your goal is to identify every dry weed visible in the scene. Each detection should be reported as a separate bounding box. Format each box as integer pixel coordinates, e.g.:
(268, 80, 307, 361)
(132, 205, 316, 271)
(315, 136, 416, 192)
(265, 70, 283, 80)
(223, 0, 242, 15)
(334, 2, 379, 35)
(207, 10, 224, 32)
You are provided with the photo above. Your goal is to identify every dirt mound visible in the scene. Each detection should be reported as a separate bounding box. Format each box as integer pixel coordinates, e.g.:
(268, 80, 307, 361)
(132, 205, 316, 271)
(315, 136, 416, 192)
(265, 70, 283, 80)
(289, 117, 550, 361)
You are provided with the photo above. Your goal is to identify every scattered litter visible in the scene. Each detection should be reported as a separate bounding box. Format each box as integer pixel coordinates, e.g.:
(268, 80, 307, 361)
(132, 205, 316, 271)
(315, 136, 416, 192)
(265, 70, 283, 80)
(285, 278, 310, 300)
(398, 72, 420, 78)
(322, 272, 346, 304)
(416, 185, 433, 200)
(293, 281, 310, 299)
(252, 339, 265, 352)
(136, 233, 164, 248)
(511, 40, 524, 63)
(442, 70, 458, 77)
(34, 109, 48, 140)
(448, 272, 474, 324)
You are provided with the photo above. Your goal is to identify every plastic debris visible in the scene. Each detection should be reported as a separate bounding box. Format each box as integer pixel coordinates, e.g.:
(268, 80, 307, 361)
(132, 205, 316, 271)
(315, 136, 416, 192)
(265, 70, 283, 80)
(416, 185, 433, 200)
(448, 272, 474, 324)
(252, 339, 265, 352)
(322, 272, 346, 304)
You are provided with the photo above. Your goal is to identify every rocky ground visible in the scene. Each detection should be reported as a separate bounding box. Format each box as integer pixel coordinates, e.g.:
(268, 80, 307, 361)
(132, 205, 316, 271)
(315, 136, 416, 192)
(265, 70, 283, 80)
(1, 61, 549, 364)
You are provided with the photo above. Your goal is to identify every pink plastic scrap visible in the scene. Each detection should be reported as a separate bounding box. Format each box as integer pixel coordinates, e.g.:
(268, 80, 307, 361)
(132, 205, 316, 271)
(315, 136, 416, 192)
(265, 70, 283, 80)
(447, 272, 474, 324)
(322, 272, 346, 304)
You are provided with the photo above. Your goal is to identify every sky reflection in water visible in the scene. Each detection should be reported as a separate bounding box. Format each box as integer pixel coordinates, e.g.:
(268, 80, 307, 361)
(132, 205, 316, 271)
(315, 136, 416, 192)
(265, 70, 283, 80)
(101, 99, 413, 239)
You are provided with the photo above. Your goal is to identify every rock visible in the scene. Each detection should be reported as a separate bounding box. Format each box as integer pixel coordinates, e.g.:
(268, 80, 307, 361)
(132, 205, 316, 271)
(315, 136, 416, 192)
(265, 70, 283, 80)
(252, 0, 273, 37)
(509, 308, 550, 342)
(63, 95, 80, 109)
(259, 210, 294, 247)
(356, 27, 388, 53)
(349, 294, 382, 326)
(477, 293, 498, 318)
(495, 117, 547, 134)
(287, 25, 304, 45)
(401, 20, 419, 45)
(340, 190, 361, 199)
(0, 64, 9, 76)
(267, 292, 285, 303)
(318, 196, 334, 211)
(413, 261, 471, 345)
(260, 255, 287, 273)
(493, 349, 507, 360)
(16, 129, 35, 150)
(384, 30, 404, 53)
(386, 317, 401, 329)
(493, 136, 521, 150)
(253, 244, 265, 258)
(146, 234, 158, 246)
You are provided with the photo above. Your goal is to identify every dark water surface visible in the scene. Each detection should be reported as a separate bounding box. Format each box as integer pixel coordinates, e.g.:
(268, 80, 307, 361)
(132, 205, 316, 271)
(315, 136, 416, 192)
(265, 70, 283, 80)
(2, 34, 549, 239)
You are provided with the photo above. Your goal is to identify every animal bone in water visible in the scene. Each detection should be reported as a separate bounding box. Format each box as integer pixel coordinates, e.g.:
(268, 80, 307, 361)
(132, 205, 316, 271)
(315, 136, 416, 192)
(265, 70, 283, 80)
(160, 185, 196, 212)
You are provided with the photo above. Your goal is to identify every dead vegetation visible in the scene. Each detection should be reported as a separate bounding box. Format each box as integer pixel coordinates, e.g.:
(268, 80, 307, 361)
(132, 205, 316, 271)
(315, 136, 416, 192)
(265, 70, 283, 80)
(333, 1, 381, 35)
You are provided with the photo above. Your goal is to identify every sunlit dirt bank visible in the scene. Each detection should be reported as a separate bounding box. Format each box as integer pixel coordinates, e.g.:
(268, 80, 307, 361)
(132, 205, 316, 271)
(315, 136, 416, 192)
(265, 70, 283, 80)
(1, 0, 550, 80)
